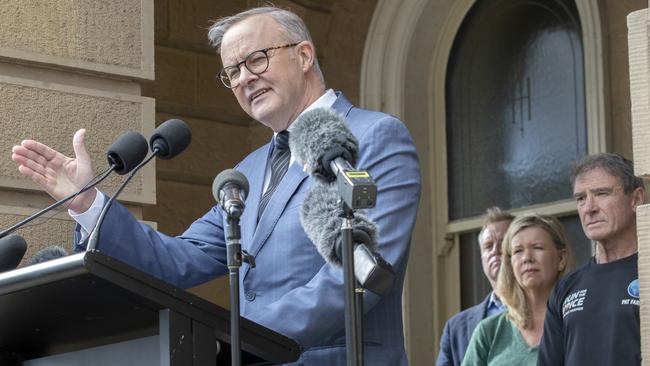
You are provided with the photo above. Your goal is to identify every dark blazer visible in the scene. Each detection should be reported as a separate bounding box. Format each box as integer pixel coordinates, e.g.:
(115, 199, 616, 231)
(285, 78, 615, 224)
(435, 293, 492, 366)
(74, 92, 421, 365)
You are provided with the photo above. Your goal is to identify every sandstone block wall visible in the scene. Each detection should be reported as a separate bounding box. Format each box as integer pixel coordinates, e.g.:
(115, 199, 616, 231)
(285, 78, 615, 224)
(638, 204, 650, 363)
(0, 1, 154, 263)
(0, 0, 154, 79)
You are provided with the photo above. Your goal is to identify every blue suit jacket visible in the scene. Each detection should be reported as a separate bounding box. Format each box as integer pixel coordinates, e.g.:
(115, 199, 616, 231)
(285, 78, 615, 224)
(75, 92, 421, 365)
(435, 294, 492, 366)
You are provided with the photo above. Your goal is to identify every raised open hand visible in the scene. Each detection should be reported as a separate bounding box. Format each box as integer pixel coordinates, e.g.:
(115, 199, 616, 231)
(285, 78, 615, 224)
(12, 129, 97, 213)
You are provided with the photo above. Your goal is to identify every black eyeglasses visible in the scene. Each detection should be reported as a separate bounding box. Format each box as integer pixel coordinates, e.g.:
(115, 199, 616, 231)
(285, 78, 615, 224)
(218, 43, 299, 88)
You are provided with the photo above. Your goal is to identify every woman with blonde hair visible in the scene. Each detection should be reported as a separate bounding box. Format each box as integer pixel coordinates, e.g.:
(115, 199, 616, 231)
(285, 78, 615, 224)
(462, 214, 573, 365)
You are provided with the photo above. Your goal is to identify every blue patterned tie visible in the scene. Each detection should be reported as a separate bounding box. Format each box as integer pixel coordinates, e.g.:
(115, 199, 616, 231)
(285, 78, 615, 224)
(258, 131, 290, 220)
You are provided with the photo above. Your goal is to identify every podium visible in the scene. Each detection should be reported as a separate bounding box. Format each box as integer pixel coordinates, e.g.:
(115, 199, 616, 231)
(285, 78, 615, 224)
(0, 250, 300, 365)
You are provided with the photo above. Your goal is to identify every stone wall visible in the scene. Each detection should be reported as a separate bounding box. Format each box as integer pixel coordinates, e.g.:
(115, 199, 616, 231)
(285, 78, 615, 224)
(0, 0, 154, 262)
(628, 7, 650, 363)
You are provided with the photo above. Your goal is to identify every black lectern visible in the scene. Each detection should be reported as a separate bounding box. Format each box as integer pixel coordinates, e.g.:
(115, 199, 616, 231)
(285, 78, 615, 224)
(0, 250, 300, 365)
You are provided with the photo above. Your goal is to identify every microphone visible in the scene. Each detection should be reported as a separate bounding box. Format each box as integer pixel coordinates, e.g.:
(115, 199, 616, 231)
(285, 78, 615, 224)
(149, 119, 192, 160)
(289, 107, 376, 209)
(86, 119, 192, 251)
(0, 235, 27, 272)
(289, 108, 358, 182)
(107, 131, 150, 175)
(301, 184, 395, 296)
(0, 131, 149, 239)
(212, 169, 249, 219)
(26, 246, 68, 265)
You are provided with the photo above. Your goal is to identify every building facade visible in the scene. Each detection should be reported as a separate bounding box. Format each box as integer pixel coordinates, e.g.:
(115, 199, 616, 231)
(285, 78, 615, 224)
(0, 0, 645, 364)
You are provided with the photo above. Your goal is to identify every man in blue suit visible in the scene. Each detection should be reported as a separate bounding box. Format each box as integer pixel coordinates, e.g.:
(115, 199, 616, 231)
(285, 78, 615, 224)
(11, 6, 420, 365)
(436, 207, 512, 366)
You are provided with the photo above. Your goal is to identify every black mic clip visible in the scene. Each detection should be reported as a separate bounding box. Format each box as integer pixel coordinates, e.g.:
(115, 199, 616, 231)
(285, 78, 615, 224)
(351, 233, 395, 296)
(335, 226, 395, 296)
(242, 250, 256, 268)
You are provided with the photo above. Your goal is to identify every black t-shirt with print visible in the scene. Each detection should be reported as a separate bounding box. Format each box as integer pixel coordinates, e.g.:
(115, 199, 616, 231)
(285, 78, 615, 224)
(538, 253, 640, 366)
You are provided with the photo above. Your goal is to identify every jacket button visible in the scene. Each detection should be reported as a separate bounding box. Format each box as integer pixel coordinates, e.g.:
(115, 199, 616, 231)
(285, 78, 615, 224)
(245, 291, 256, 301)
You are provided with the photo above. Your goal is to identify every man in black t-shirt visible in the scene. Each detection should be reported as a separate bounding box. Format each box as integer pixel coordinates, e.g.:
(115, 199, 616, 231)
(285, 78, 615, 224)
(538, 153, 645, 365)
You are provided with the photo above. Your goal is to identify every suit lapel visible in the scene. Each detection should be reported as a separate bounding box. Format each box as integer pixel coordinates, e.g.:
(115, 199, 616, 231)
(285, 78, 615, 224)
(331, 91, 353, 117)
(478, 294, 492, 321)
(240, 144, 271, 256)
(243, 162, 308, 278)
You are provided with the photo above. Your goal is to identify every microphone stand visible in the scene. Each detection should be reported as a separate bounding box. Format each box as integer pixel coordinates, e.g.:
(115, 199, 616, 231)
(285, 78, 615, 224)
(340, 201, 364, 366)
(225, 213, 254, 366)
(330, 159, 375, 366)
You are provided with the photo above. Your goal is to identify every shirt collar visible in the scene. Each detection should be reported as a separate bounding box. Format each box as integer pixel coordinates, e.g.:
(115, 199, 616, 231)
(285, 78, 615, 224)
(275, 89, 336, 139)
(303, 88, 337, 113)
(487, 291, 505, 311)
(488, 291, 502, 306)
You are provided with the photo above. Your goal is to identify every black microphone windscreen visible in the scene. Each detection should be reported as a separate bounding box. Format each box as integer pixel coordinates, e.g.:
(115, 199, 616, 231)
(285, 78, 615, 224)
(300, 184, 378, 266)
(106, 131, 149, 175)
(149, 119, 192, 160)
(0, 234, 27, 272)
(27, 246, 68, 265)
(212, 169, 249, 201)
(289, 108, 358, 182)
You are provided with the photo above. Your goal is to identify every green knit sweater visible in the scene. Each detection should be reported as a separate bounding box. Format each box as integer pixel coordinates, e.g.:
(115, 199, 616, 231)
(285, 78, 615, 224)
(461, 311, 538, 366)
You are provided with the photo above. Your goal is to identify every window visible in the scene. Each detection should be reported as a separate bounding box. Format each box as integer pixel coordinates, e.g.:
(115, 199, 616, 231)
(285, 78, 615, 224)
(446, 0, 591, 308)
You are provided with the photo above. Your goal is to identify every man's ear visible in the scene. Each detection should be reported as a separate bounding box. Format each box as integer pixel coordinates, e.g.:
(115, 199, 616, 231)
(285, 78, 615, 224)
(632, 186, 646, 212)
(296, 41, 316, 72)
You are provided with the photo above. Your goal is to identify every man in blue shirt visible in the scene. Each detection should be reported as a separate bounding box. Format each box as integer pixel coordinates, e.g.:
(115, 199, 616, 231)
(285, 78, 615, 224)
(436, 207, 513, 366)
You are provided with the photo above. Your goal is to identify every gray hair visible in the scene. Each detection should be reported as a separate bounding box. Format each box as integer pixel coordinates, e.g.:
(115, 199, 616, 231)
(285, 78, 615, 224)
(571, 153, 644, 194)
(207, 6, 324, 82)
(477, 206, 514, 245)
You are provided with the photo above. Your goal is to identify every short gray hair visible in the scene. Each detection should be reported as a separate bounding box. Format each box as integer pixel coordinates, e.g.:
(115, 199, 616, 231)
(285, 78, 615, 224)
(477, 206, 514, 245)
(571, 153, 644, 194)
(207, 6, 324, 82)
